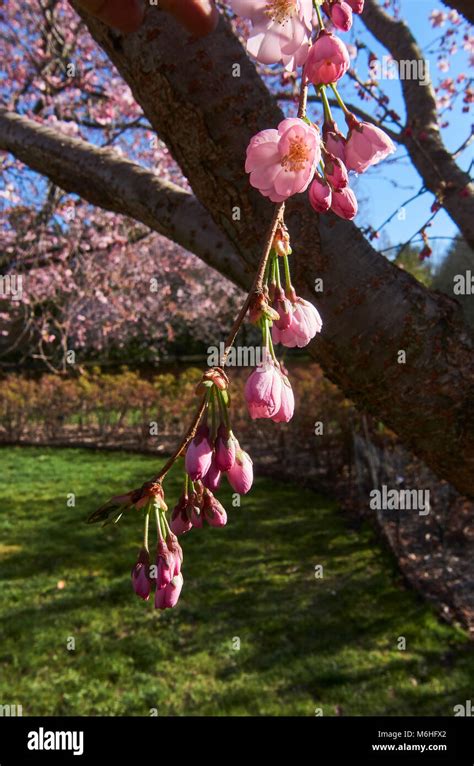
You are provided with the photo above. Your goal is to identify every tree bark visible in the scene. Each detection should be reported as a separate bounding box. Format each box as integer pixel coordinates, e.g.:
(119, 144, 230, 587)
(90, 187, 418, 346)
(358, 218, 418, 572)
(4, 4, 474, 498)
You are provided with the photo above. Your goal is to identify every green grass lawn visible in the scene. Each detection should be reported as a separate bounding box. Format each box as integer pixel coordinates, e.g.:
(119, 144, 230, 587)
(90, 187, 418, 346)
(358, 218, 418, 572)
(0, 446, 472, 716)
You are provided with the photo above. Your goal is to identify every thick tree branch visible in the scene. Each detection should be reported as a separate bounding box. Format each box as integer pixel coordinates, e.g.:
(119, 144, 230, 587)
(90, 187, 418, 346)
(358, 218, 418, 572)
(10, 4, 474, 498)
(362, 0, 474, 248)
(0, 107, 242, 281)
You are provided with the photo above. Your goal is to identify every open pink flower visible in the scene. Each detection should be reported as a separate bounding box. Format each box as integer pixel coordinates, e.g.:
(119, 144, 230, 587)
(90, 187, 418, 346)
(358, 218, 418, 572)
(246, 118, 320, 202)
(245, 357, 282, 418)
(231, 0, 313, 69)
(330, 186, 358, 219)
(272, 297, 322, 347)
(185, 424, 213, 481)
(345, 120, 396, 173)
(272, 375, 295, 422)
(226, 447, 254, 494)
(305, 31, 350, 85)
(309, 174, 332, 212)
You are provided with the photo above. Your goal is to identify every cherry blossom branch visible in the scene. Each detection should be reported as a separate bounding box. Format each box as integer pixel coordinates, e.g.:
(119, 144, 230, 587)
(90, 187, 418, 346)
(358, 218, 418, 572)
(149, 72, 311, 484)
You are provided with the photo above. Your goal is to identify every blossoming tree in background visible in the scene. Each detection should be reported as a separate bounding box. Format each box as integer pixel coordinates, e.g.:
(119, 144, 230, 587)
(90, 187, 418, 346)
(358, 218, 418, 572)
(0, 0, 473, 609)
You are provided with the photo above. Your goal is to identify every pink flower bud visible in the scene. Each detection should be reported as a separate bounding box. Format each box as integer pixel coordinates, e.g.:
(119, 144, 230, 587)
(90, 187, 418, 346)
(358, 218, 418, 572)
(245, 358, 282, 420)
(131, 547, 151, 601)
(273, 286, 293, 330)
(166, 532, 183, 577)
(203, 456, 222, 491)
(324, 154, 349, 190)
(155, 572, 183, 610)
(272, 375, 295, 423)
(202, 490, 228, 527)
(305, 31, 350, 86)
(184, 490, 203, 529)
(170, 493, 192, 536)
(155, 538, 177, 588)
(346, 0, 364, 13)
(330, 1, 353, 32)
(309, 174, 332, 212)
(226, 448, 253, 495)
(345, 120, 395, 173)
(185, 424, 213, 481)
(323, 124, 347, 162)
(330, 186, 358, 219)
(214, 424, 236, 472)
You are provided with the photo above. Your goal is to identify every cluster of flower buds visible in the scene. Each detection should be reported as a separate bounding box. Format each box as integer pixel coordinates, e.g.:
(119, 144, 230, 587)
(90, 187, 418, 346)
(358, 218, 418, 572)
(244, 224, 322, 424)
(176, 368, 253, 529)
(128, 482, 184, 610)
(235, 0, 395, 220)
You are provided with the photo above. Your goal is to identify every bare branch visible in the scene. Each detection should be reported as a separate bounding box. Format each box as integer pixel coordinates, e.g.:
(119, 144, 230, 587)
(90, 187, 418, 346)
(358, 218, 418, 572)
(362, 0, 474, 248)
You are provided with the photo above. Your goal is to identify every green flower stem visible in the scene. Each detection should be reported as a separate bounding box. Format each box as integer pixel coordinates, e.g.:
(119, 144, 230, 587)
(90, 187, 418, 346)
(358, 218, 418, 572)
(329, 83, 351, 116)
(155, 504, 164, 541)
(267, 327, 279, 365)
(319, 85, 333, 124)
(262, 317, 269, 350)
(283, 254, 292, 290)
(210, 387, 217, 440)
(313, 0, 325, 30)
(275, 256, 282, 289)
(217, 388, 232, 430)
(143, 510, 150, 551)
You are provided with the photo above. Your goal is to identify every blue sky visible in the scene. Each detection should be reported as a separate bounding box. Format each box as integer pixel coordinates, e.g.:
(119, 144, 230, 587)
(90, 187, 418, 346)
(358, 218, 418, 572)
(329, 0, 473, 265)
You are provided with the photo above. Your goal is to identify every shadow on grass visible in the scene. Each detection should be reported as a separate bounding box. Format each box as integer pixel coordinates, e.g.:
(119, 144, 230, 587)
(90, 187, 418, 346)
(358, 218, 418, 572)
(0, 446, 473, 716)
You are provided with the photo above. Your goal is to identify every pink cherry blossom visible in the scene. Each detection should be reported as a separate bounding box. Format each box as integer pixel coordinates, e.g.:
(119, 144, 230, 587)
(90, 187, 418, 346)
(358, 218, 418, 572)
(309, 175, 332, 212)
(214, 424, 236, 471)
(226, 447, 254, 494)
(185, 424, 213, 481)
(346, 0, 364, 12)
(324, 123, 347, 162)
(324, 154, 349, 190)
(329, 1, 353, 32)
(272, 375, 295, 422)
(230, 0, 313, 69)
(170, 494, 192, 536)
(202, 456, 222, 491)
(245, 118, 321, 202)
(245, 358, 283, 418)
(272, 298, 323, 348)
(273, 286, 293, 329)
(305, 31, 350, 85)
(345, 120, 396, 173)
(131, 548, 151, 600)
(155, 573, 184, 610)
(330, 186, 358, 219)
(202, 491, 228, 527)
